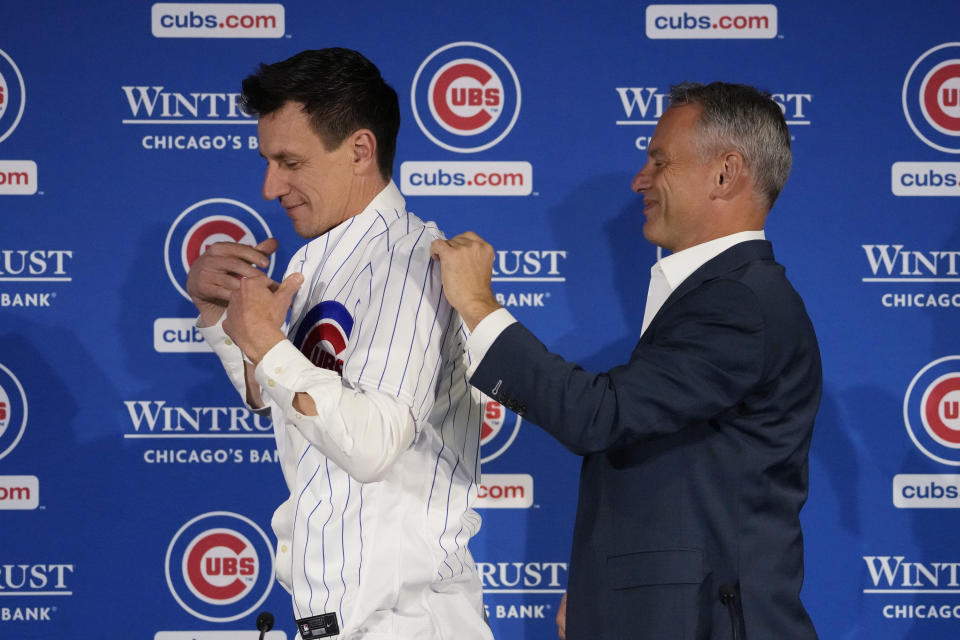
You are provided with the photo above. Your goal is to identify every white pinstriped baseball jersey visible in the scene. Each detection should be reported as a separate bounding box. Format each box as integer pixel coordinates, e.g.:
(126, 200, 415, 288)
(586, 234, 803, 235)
(203, 181, 490, 639)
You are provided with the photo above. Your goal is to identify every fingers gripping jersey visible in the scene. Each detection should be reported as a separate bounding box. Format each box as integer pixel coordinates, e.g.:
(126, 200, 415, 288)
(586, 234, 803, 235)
(269, 182, 488, 638)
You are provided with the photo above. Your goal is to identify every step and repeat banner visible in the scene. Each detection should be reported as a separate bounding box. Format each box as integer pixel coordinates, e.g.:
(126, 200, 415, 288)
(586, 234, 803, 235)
(2, 1, 960, 638)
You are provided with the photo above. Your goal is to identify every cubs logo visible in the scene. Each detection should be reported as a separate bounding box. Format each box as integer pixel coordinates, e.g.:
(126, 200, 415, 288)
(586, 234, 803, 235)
(164, 198, 274, 301)
(480, 397, 522, 463)
(411, 42, 521, 153)
(0, 363, 27, 462)
(165, 511, 274, 622)
(0, 48, 25, 145)
(291, 301, 354, 374)
(904, 356, 960, 466)
(903, 42, 960, 153)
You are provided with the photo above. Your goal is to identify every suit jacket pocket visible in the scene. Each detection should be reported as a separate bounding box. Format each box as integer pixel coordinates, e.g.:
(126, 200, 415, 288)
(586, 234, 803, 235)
(607, 548, 705, 589)
(605, 549, 708, 640)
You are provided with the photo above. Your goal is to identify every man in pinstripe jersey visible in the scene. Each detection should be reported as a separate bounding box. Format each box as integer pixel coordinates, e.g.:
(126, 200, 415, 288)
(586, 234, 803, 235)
(186, 49, 493, 640)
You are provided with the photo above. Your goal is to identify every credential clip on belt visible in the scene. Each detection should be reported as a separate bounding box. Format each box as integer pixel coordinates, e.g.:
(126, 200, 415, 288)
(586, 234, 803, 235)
(296, 612, 340, 639)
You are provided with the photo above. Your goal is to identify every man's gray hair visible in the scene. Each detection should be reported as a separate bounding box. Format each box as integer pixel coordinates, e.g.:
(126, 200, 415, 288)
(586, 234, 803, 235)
(668, 82, 792, 209)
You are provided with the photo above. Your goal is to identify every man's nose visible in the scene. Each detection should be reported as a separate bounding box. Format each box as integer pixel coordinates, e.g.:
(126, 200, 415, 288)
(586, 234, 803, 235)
(262, 164, 287, 201)
(631, 168, 651, 193)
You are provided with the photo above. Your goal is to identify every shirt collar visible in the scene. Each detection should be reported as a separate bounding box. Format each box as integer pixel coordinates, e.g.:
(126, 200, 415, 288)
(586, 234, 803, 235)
(656, 230, 766, 290)
(362, 179, 405, 216)
(286, 180, 405, 274)
(331, 179, 406, 246)
(285, 180, 406, 322)
(300, 179, 405, 251)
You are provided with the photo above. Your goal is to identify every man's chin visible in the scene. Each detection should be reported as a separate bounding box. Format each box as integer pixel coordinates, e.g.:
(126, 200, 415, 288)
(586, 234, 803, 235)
(286, 218, 312, 239)
(293, 225, 321, 239)
(287, 214, 319, 239)
(641, 223, 659, 246)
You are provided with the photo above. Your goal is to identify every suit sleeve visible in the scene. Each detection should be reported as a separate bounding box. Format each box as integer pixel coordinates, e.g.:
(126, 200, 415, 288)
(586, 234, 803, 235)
(470, 278, 765, 455)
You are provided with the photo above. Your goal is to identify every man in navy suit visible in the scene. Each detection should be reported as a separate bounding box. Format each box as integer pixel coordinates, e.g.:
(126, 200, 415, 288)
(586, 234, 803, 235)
(431, 82, 820, 639)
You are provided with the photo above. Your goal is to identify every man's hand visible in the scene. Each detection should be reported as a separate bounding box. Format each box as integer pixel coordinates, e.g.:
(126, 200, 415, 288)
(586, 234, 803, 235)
(429, 231, 502, 331)
(186, 238, 279, 327)
(556, 592, 567, 639)
(223, 272, 304, 364)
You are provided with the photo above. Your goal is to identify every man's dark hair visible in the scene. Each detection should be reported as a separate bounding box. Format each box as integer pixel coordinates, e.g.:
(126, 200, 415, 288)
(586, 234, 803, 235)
(668, 82, 791, 209)
(240, 48, 400, 179)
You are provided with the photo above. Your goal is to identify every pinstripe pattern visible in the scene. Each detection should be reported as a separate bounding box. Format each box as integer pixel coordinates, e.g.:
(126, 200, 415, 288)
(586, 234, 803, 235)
(268, 182, 485, 635)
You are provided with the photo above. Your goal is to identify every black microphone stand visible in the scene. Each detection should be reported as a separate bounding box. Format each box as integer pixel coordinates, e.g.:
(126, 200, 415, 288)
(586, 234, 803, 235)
(256, 611, 274, 640)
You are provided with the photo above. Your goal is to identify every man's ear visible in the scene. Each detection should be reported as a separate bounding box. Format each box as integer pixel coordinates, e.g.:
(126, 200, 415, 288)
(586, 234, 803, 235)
(350, 129, 378, 175)
(712, 151, 746, 199)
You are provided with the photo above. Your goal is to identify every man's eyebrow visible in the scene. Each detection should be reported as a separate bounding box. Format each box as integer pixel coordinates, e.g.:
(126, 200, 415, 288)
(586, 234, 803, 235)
(260, 150, 296, 161)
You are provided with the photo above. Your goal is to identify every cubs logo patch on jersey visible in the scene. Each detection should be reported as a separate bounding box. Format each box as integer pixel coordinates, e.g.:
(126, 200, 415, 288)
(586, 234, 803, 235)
(290, 301, 355, 375)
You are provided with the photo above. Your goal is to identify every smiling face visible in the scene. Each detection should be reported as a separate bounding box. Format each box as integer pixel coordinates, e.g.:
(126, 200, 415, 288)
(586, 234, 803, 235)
(257, 101, 357, 239)
(631, 104, 718, 252)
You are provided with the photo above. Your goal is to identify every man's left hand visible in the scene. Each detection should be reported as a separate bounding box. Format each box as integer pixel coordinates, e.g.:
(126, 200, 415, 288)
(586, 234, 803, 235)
(223, 272, 304, 364)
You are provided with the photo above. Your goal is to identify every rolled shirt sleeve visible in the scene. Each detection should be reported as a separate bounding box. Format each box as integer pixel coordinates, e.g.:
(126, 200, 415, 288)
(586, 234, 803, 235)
(255, 339, 416, 483)
(195, 315, 269, 412)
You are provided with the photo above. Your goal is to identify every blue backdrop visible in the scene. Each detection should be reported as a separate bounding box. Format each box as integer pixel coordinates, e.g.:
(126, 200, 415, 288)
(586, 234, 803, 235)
(2, 1, 960, 638)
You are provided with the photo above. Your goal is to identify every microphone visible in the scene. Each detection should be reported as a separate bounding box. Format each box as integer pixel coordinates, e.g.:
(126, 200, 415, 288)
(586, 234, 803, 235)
(718, 585, 740, 640)
(256, 611, 274, 640)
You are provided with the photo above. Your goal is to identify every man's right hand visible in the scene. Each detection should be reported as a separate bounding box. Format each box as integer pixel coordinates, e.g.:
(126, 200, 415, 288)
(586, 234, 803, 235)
(556, 592, 567, 639)
(429, 231, 501, 331)
(186, 238, 279, 327)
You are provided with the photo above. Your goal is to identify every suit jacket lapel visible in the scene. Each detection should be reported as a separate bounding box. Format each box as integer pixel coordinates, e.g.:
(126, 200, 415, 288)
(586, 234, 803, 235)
(641, 240, 774, 343)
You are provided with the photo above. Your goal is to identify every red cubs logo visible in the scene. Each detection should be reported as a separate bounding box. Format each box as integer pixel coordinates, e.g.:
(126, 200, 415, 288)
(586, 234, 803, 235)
(479, 396, 522, 463)
(921, 61, 960, 136)
(164, 198, 274, 301)
(181, 216, 257, 276)
(905, 357, 960, 466)
(0, 364, 27, 463)
(412, 42, 521, 153)
(921, 374, 960, 447)
(184, 529, 259, 605)
(903, 43, 960, 153)
(0, 48, 26, 145)
(166, 511, 274, 622)
(481, 399, 505, 443)
(429, 59, 504, 136)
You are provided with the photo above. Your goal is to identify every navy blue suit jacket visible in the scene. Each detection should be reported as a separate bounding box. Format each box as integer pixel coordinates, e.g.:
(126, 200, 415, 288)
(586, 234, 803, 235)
(471, 241, 820, 640)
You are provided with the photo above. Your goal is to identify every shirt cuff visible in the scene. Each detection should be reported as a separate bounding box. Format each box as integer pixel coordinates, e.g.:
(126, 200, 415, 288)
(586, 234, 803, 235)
(196, 314, 237, 356)
(255, 339, 340, 396)
(465, 307, 517, 377)
(196, 314, 255, 404)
